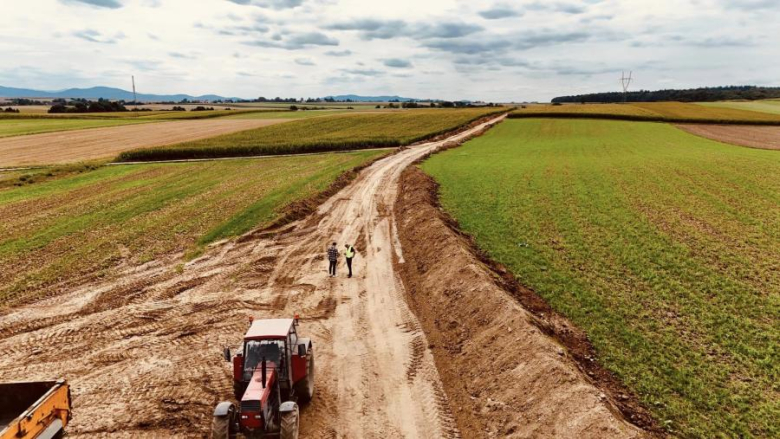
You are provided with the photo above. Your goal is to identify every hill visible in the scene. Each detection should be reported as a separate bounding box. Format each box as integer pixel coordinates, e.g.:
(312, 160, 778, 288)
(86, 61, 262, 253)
(0, 85, 239, 102)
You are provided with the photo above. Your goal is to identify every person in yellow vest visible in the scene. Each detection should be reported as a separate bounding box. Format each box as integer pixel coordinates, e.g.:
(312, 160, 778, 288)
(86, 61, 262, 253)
(344, 243, 356, 278)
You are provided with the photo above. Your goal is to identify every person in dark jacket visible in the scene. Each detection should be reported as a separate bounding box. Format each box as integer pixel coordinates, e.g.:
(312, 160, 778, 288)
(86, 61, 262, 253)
(344, 243, 356, 278)
(327, 242, 338, 277)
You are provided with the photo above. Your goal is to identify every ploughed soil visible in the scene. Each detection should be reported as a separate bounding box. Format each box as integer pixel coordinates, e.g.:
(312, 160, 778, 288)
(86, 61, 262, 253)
(676, 124, 780, 150)
(394, 166, 658, 438)
(0, 119, 288, 166)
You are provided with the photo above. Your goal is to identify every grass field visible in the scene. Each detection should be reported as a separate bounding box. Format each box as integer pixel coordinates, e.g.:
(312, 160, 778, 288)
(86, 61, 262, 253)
(422, 119, 779, 438)
(117, 108, 505, 161)
(699, 100, 780, 115)
(0, 150, 385, 305)
(511, 102, 780, 124)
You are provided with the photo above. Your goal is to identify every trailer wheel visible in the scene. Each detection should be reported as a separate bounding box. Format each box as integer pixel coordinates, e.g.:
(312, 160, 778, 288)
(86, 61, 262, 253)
(296, 347, 315, 403)
(280, 403, 299, 439)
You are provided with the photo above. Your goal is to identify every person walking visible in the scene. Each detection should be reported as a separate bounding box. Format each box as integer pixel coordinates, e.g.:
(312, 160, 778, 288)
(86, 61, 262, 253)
(327, 242, 339, 277)
(344, 243, 356, 278)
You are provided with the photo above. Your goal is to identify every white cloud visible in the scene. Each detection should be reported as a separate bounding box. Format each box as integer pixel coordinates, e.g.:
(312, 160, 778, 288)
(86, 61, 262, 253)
(0, 0, 778, 102)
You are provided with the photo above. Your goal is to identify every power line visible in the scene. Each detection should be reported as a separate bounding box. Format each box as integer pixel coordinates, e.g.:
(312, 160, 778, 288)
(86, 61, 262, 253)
(620, 71, 633, 102)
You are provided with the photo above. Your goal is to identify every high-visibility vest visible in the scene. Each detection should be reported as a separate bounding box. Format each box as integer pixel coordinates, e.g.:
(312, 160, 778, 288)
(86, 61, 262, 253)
(345, 246, 355, 258)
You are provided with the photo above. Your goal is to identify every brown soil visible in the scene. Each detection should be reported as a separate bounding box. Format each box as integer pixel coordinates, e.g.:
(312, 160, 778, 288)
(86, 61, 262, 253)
(676, 124, 780, 150)
(0, 119, 289, 166)
(394, 166, 659, 438)
(0, 116, 504, 438)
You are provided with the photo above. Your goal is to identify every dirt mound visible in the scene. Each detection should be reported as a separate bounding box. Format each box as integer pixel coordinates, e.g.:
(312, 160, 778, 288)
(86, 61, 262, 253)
(676, 123, 780, 150)
(0, 119, 289, 166)
(394, 166, 656, 438)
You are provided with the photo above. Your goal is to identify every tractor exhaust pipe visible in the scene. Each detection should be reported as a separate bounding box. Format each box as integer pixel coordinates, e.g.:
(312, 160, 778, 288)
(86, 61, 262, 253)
(261, 357, 266, 388)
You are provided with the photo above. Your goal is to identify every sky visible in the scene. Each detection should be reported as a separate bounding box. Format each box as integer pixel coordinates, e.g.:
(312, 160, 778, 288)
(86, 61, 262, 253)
(1, 0, 779, 102)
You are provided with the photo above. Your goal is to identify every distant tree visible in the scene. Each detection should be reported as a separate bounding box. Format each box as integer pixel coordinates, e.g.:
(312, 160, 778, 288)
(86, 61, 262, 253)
(552, 85, 780, 103)
(290, 105, 298, 111)
(3, 107, 20, 113)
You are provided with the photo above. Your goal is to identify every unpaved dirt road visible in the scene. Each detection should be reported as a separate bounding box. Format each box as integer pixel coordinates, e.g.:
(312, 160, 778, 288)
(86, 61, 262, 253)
(0, 117, 500, 438)
(0, 119, 288, 166)
(0, 114, 643, 438)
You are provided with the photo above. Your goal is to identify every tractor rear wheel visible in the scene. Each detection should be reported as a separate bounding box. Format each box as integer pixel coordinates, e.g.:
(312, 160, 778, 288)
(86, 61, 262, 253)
(211, 415, 230, 439)
(280, 404, 299, 439)
(296, 347, 315, 403)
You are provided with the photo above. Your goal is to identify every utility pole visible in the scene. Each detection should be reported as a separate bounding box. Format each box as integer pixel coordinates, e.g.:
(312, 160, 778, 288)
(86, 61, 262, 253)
(132, 75, 137, 103)
(620, 71, 632, 103)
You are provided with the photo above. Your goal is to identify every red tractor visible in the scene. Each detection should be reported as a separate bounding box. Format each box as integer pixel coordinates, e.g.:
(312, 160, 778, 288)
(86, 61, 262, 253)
(212, 317, 314, 439)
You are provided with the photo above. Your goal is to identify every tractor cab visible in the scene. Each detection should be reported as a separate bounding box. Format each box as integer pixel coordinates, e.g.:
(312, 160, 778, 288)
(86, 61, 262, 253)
(214, 316, 314, 439)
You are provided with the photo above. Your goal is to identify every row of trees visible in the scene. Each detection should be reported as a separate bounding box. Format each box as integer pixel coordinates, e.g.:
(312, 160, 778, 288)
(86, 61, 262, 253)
(552, 86, 780, 103)
(48, 98, 128, 113)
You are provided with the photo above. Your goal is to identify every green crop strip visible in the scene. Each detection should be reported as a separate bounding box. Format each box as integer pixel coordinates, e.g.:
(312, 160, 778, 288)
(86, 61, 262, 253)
(422, 119, 779, 438)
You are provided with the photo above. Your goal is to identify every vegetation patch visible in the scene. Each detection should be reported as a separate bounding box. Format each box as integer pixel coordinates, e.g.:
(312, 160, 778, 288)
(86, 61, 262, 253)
(510, 102, 780, 124)
(116, 108, 506, 161)
(0, 150, 384, 305)
(422, 118, 779, 438)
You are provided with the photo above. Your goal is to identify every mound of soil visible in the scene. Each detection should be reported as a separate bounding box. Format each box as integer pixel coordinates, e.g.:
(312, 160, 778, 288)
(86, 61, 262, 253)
(676, 124, 780, 150)
(394, 166, 658, 438)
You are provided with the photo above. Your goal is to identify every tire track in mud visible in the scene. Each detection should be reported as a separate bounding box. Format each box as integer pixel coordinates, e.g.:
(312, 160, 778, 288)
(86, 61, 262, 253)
(0, 116, 504, 438)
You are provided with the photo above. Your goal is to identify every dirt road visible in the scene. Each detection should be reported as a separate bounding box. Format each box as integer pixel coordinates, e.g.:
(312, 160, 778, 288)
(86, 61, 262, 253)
(0, 114, 644, 438)
(0, 119, 288, 166)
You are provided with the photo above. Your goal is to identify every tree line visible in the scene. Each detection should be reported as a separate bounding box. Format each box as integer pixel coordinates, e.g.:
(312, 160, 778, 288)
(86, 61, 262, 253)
(552, 86, 780, 103)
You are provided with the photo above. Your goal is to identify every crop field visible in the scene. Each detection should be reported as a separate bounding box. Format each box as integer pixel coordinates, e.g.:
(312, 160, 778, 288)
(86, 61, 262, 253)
(511, 102, 780, 124)
(422, 118, 779, 438)
(117, 107, 505, 161)
(0, 118, 291, 167)
(0, 149, 384, 306)
(0, 118, 153, 138)
(698, 100, 780, 115)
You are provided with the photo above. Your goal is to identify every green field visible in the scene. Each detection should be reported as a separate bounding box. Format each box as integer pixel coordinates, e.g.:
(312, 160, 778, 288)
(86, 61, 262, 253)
(699, 100, 780, 115)
(0, 118, 153, 138)
(117, 108, 505, 161)
(422, 119, 779, 438)
(0, 150, 384, 305)
(511, 102, 780, 124)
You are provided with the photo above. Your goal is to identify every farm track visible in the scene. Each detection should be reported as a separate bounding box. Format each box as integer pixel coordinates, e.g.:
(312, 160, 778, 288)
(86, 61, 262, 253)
(0, 113, 646, 438)
(0, 118, 289, 166)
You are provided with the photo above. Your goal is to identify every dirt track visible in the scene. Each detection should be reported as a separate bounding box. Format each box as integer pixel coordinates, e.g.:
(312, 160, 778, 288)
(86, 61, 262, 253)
(676, 123, 780, 150)
(0, 114, 646, 438)
(0, 119, 288, 166)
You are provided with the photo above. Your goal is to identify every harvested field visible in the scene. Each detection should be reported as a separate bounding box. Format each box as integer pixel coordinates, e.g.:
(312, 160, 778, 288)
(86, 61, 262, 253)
(117, 108, 507, 161)
(0, 117, 517, 438)
(699, 99, 780, 115)
(510, 102, 780, 124)
(0, 118, 152, 138)
(0, 118, 289, 166)
(0, 150, 384, 306)
(676, 123, 780, 150)
(422, 118, 780, 438)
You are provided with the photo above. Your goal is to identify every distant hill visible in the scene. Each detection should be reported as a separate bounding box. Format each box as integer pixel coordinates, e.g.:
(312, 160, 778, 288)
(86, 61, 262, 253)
(325, 94, 418, 102)
(552, 86, 780, 103)
(0, 85, 240, 102)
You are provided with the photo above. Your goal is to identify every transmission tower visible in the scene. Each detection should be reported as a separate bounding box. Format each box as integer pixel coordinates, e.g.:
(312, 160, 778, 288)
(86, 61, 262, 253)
(620, 71, 632, 102)
(132, 75, 137, 103)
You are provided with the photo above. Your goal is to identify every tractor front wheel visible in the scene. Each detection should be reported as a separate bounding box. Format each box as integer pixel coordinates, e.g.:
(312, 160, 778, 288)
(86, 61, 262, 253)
(211, 415, 231, 439)
(280, 403, 299, 439)
(296, 347, 315, 404)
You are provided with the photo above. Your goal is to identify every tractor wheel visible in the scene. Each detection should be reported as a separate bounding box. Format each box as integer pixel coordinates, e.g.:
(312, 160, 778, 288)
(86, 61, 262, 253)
(280, 404, 299, 439)
(211, 415, 231, 439)
(296, 348, 315, 404)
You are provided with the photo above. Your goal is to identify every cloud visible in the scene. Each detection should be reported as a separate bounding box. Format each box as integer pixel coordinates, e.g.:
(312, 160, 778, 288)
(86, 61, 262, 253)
(526, 1, 587, 14)
(325, 49, 352, 56)
(340, 68, 384, 76)
(422, 38, 513, 55)
(60, 0, 123, 8)
(325, 19, 482, 40)
(479, 4, 522, 19)
(720, 0, 780, 10)
(169, 52, 198, 59)
(295, 57, 316, 65)
(226, 0, 304, 10)
(383, 58, 412, 68)
(72, 29, 125, 44)
(244, 31, 339, 49)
